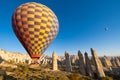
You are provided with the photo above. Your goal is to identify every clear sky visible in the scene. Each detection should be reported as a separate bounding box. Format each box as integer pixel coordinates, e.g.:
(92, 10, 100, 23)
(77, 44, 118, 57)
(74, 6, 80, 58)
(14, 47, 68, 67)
(0, 0, 120, 56)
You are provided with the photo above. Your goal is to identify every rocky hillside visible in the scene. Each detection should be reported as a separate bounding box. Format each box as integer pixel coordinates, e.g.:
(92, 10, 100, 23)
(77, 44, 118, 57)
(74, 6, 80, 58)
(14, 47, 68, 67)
(0, 49, 31, 64)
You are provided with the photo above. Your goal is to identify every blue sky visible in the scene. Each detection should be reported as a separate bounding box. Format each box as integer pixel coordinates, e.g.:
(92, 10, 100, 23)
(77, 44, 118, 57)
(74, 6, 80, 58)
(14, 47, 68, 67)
(0, 0, 120, 56)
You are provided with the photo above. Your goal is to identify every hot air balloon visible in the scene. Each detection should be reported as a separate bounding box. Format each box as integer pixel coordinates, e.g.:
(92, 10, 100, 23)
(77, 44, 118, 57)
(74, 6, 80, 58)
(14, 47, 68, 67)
(104, 27, 109, 31)
(12, 2, 59, 63)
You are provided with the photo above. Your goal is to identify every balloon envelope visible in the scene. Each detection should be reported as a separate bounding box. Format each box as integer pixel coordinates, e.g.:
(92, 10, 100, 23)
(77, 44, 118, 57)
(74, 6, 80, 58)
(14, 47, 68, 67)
(104, 27, 109, 31)
(12, 2, 59, 61)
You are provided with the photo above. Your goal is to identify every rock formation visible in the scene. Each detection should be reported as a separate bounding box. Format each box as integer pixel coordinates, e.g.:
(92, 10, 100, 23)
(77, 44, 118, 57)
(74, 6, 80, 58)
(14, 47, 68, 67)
(0, 61, 17, 68)
(71, 55, 79, 66)
(0, 49, 31, 64)
(0, 49, 52, 65)
(91, 48, 105, 78)
(103, 56, 112, 70)
(78, 50, 86, 75)
(65, 51, 72, 72)
(111, 58, 117, 67)
(52, 51, 58, 70)
(91, 56, 96, 66)
(41, 59, 48, 65)
(0, 56, 3, 63)
(118, 57, 120, 61)
(115, 57, 120, 67)
(84, 52, 94, 77)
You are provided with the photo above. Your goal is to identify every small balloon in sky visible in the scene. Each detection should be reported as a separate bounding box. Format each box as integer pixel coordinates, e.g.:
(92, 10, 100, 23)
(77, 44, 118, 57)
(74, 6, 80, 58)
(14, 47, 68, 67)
(104, 27, 109, 31)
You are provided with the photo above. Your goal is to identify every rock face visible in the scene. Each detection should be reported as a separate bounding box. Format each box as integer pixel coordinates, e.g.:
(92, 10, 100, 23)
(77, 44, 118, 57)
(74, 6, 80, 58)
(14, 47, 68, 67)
(115, 57, 120, 67)
(52, 51, 58, 70)
(0, 61, 17, 68)
(0, 49, 48, 64)
(65, 51, 72, 72)
(111, 58, 117, 67)
(78, 50, 86, 75)
(118, 57, 120, 61)
(91, 48, 105, 78)
(103, 56, 112, 70)
(84, 52, 93, 77)
(91, 56, 96, 66)
(71, 55, 79, 66)
(0, 56, 3, 63)
(0, 49, 31, 64)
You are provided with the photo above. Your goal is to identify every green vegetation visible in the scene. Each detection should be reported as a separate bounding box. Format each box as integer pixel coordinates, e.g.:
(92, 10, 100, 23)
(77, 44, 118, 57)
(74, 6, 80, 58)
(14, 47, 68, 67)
(6, 67, 13, 72)
(9, 60, 15, 64)
(22, 65, 29, 74)
(0, 75, 4, 80)
(69, 73, 81, 80)
(0, 64, 90, 80)
(68, 73, 92, 80)
(0, 63, 119, 80)
(59, 76, 69, 80)
(48, 77, 56, 80)
(100, 76, 113, 80)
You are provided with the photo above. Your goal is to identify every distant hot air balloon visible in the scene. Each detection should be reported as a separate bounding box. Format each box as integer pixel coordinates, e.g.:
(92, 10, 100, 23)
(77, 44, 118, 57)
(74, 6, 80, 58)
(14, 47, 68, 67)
(104, 27, 109, 31)
(12, 2, 59, 63)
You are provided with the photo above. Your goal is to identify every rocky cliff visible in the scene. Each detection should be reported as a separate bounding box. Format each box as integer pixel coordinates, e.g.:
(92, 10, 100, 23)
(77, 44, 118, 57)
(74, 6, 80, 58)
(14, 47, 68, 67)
(0, 49, 31, 64)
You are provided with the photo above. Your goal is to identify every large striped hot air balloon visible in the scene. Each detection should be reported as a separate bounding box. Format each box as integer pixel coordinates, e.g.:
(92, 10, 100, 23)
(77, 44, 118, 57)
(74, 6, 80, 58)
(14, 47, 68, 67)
(12, 2, 59, 62)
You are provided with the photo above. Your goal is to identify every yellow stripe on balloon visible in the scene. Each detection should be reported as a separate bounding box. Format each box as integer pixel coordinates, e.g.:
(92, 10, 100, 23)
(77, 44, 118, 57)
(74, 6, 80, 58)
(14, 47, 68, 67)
(28, 8, 35, 12)
(44, 34, 48, 37)
(41, 23, 46, 27)
(45, 28, 50, 32)
(40, 29, 45, 33)
(28, 21, 34, 25)
(34, 18, 41, 22)
(42, 17, 48, 21)
(27, 14, 34, 18)
(47, 22, 52, 27)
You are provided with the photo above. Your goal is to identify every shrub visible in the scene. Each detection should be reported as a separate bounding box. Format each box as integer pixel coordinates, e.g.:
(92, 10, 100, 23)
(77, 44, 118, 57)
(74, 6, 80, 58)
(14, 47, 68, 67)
(102, 76, 113, 80)
(4, 75, 17, 80)
(59, 76, 69, 80)
(45, 64, 51, 68)
(32, 77, 37, 80)
(69, 73, 81, 80)
(22, 66, 29, 74)
(6, 67, 13, 72)
(83, 76, 93, 80)
(0, 75, 4, 80)
(9, 60, 15, 64)
(48, 77, 56, 80)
